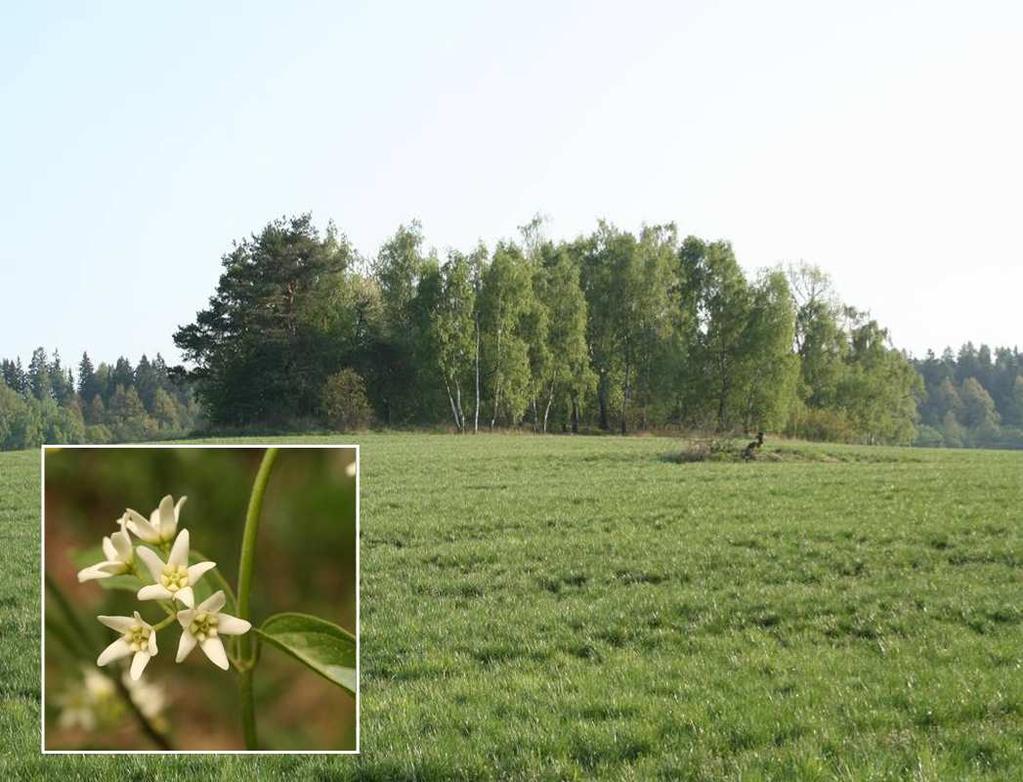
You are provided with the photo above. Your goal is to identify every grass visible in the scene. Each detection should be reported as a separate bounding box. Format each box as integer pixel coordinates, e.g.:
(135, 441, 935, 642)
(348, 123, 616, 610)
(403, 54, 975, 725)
(3, 434, 1023, 779)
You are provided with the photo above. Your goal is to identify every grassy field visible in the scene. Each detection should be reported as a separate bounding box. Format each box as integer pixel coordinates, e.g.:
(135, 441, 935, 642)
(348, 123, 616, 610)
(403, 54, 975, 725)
(2, 434, 1022, 779)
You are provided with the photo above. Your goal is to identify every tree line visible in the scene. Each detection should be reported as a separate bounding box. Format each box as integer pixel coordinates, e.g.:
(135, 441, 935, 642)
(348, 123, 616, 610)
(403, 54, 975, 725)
(170, 214, 924, 443)
(3, 215, 1019, 451)
(0, 349, 197, 450)
(913, 344, 1023, 448)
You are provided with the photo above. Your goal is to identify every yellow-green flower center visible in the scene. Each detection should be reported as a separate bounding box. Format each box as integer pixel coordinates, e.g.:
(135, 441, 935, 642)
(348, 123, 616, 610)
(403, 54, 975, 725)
(189, 611, 219, 642)
(160, 564, 189, 592)
(122, 624, 151, 653)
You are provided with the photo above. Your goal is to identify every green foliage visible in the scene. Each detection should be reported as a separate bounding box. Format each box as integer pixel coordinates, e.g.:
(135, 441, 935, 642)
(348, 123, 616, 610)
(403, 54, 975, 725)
(479, 242, 534, 426)
(321, 368, 373, 431)
(0, 347, 195, 449)
(170, 216, 1004, 446)
(913, 345, 1023, 448)
(257, 613, 357, 695)
(734, 270, 799, 431)
(784, 267, 924, 445)
(420, 248, 481, 430)
(173, 214, 352, 425)
(28, 346, 53, 400)
(786, 405, 858, 443)
(691, 239, 753, 430)
(534, 248, 594, 432)
(0, 383, 42, 449)
(837, 318, 922, 445)
(959, 377, 999, 429)
(371, 222, 431, 424)
(580, 223, 679, 433)
(12, 216, 1019, 450)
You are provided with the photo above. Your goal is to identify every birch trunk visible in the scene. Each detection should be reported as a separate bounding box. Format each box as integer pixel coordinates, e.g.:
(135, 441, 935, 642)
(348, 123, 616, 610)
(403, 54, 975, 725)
(473, 311, 481, 434)
(542, 381, 555, 433)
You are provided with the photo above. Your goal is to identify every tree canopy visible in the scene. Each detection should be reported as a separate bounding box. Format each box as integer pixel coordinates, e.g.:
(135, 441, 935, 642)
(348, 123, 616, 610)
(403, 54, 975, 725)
(4, 214, 1020, 450)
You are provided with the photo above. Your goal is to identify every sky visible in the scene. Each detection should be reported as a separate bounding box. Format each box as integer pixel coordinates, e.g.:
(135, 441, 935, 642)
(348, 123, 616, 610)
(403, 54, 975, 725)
(2, 0, 1021, 368)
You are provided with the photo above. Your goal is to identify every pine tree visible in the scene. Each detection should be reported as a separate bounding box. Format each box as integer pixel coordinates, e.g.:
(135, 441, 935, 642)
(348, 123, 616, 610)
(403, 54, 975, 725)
(958, 377, 999, 430)
(78, 352, 99, 402)
(174, 214, 352, 425)
(28, 347, 52, 400)
(135, 354, 158, 410)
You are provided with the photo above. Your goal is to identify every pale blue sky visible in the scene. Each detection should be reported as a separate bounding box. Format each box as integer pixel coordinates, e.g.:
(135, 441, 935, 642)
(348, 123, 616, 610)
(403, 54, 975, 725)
(2, 1, 1021, 367)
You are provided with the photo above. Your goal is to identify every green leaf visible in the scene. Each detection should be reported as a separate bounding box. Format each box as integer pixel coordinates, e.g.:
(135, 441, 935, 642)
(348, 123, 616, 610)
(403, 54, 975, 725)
(256, 613, 357, 695)
(71, 546, 143, 592)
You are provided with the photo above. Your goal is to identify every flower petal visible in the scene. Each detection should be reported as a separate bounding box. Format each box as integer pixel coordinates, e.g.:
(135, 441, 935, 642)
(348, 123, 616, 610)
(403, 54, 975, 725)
(135, 546, 167, 582)
(176, 608, 196, 628)
(125, 508, 161, 543)
(198, 590, 226, 614)
(138, 584, 174, 602)
(200, 636, 229, 670)
(174, 586, 195, 608)
(97, 637, 132, 666)
(216, 613, 251, 636)
(176, 630, 197, 662)
(129, 650, 151, 681)
(148, 629, 158, 655)
(97, 615, 137, 633)
(110, 528, 134, 562)
(101, 536, 117, 562)
(168, 529, 190, 568)
(157, 495, 177, 538)
(187, 561, 216, 586)
(174, 495, 187, 520)
(77, 562, 120, 582)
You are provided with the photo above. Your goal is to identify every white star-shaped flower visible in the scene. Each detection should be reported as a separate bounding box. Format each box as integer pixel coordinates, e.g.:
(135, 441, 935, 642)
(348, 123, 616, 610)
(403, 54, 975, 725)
(96, 611, 159, 681)
(135, 529, 215, 608)
(77, 518, 134, 582)
(125, 495, 186, 544)
(175, 590, 251, 671)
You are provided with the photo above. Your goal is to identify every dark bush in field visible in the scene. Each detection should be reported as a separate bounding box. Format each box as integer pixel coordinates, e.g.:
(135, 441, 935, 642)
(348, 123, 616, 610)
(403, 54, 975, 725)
(322, 368, 373, 431)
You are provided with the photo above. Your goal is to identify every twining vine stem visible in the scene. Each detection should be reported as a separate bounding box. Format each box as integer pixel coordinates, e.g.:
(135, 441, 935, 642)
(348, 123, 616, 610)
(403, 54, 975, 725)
(235, 447, 279, 750)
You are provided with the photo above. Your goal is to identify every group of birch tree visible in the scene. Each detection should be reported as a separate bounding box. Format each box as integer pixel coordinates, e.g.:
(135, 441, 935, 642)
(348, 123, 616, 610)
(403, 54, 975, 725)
(168, 214, 924, 444)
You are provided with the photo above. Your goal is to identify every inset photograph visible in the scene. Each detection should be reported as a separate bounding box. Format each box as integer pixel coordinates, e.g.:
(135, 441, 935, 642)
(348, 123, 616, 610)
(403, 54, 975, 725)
(42, 445, 358, 752)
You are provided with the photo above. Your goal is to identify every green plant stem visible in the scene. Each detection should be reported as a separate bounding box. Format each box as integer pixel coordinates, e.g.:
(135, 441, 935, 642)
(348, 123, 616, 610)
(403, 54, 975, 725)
(235, 447, 279, 750)
(152, 613, 177, 631)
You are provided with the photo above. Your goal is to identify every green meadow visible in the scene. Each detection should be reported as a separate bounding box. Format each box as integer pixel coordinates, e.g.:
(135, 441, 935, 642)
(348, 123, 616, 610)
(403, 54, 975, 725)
(2, 434, 1022, 779)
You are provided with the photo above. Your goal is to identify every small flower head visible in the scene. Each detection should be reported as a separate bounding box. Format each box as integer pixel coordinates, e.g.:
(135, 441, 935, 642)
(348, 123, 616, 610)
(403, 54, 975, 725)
(96, 611, 159, 681)
(176, 591, 251, 671)
(125, 495, 186, 545)
(121, 671, 167, 721)
(135, 529, 216, 608)
(55, 665, 117, 731)
(76, 517, 134, 582)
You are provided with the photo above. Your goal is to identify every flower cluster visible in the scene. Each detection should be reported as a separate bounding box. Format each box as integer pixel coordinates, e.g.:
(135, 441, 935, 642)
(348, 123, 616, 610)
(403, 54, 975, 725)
(55, 666, 168, 733)
(77, 495, 251, 679)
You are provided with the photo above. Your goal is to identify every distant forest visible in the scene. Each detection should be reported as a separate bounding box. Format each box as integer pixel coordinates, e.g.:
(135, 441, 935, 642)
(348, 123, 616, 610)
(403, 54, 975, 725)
(2, 215, 1020, 451)
(0, 350, 197, 449)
